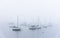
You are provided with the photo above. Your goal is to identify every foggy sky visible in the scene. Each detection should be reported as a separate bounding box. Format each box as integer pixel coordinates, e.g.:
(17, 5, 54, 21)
(0, 0, 60, 38)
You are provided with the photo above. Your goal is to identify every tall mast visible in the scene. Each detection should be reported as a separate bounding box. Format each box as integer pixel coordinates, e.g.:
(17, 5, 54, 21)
(17, 16, 18, 27)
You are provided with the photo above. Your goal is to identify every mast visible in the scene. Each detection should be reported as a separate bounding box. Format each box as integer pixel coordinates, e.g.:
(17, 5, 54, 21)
(17, 16, 19, 27)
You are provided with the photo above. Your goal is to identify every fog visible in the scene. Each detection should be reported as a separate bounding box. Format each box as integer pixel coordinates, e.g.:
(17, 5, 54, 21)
(0, 0, 60, 38)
